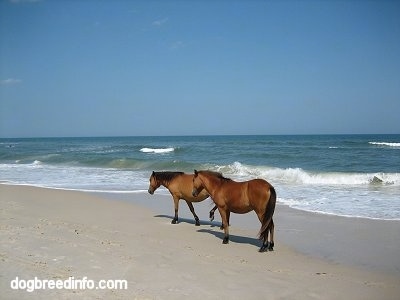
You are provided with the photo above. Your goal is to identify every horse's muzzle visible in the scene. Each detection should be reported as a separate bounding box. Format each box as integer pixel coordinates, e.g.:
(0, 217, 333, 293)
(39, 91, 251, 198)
(148, 189, 154, 195)
(192, 188, 198, 197)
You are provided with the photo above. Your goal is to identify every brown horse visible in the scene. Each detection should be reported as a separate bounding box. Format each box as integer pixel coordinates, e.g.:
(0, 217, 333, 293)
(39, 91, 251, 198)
(148, 171, 218, 226)
(192, 170, 276, 252)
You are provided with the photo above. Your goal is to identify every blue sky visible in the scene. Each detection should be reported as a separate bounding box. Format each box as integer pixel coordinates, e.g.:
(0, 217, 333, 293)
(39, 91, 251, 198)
(1, 0, 399, 137)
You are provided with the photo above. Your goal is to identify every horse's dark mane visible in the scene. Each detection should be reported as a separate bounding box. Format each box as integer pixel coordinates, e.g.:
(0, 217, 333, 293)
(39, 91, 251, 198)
(202, 170, 232, 182)
(153, 171, 184, 184)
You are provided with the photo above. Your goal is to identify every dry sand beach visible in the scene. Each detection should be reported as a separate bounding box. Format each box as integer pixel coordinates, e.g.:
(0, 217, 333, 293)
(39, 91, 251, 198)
(1, 184, 399, 299)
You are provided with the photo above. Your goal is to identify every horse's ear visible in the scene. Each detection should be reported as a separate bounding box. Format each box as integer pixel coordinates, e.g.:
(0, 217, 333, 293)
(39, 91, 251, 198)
(194, 170, 198, 175)
(152, 171, 155, 176)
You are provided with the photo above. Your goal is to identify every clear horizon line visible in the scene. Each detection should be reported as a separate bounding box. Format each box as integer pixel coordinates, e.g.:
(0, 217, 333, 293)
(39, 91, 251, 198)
(1, 133, 399, 140)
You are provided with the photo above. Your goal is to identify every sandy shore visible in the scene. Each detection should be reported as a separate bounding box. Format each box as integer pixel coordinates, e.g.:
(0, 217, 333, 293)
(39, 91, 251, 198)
(1, 185, 399, 299)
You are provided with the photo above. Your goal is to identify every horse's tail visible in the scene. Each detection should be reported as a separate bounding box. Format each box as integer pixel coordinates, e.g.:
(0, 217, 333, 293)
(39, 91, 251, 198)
(258, 186, 276, 240)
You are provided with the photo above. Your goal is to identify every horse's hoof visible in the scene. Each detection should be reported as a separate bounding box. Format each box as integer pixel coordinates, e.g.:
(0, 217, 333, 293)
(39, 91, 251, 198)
(171, 219, 177, 224)
(195, 221, 200, 226)
(259, 242, 269, 252)
(268, 242, 274, 251)
(222, 237, 229, 244)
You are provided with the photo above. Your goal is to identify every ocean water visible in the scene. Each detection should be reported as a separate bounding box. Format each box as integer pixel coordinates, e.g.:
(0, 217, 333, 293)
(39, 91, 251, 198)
(0, 135, 399, 220)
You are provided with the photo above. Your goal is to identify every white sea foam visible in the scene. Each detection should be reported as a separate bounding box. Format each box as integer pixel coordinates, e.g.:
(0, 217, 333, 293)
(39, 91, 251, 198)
(278, 193, 400, 221)
(211, 162, 400, 220)
(369, 142, 400, 147)
(1, 160, 399, 220)
(0, 163, 148, 192)
(140, 147, 174, 154)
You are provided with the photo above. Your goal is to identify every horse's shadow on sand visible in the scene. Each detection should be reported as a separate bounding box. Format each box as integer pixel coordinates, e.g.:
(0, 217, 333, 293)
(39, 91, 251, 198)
(196, 229, 261, 247)
(154, 214, 217, 227)
(154, 214, 261, 248)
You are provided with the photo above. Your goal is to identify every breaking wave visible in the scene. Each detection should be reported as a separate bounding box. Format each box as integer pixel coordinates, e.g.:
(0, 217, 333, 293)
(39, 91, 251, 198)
(213, 162, 400, 186)
(369, 142, 400, 148)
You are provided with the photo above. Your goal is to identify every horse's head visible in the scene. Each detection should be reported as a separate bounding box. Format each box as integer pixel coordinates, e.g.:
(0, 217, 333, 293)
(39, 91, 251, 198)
(148, 171, 161, 195)
(192, 170, 204, 197)
(192, 170, 229, 197)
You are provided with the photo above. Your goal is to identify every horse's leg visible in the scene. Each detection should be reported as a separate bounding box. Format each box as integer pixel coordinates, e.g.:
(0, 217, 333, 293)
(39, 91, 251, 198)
(208, 205, 224, 229)
(185, 201, 200, 226)
(171, 196, 179, 224)
(257, 212, 269, 252)
(262, 228, 270, 252)
(209, 205, 218, 221)
(268, 219, 274, 251)
(218, 207, 230, 244)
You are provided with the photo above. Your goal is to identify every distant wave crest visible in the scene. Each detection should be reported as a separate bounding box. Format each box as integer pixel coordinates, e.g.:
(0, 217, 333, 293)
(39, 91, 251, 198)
(369, 142, 400, 147)
(139, 147, 174, 154)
